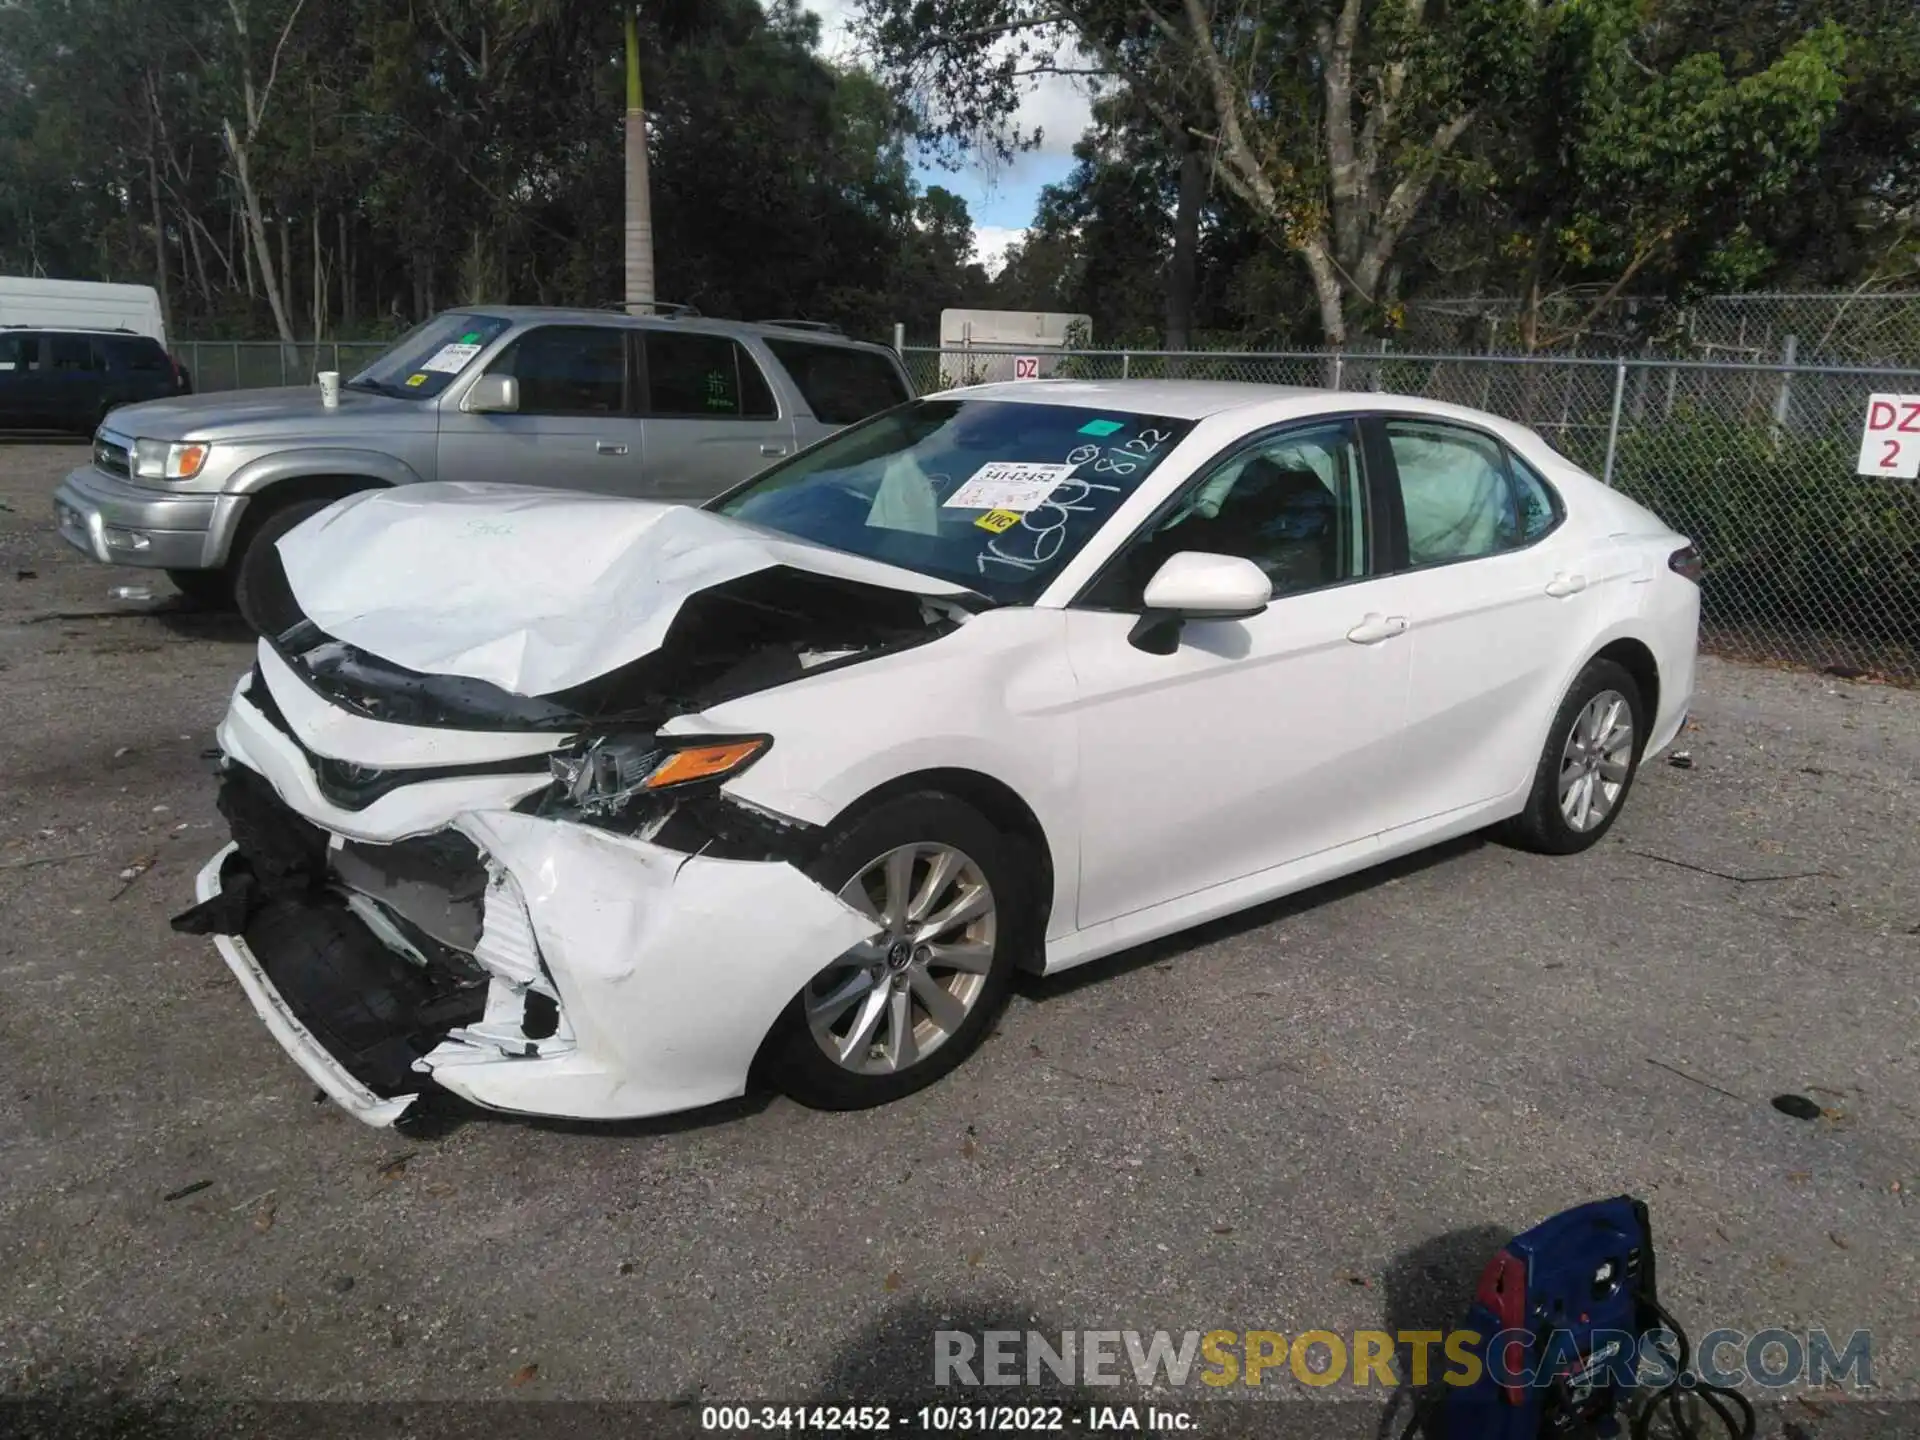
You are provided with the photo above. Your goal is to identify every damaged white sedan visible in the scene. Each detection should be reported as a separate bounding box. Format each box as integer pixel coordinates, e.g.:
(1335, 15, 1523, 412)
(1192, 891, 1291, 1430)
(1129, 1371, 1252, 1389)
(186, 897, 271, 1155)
(175, 380, 1700, 1127)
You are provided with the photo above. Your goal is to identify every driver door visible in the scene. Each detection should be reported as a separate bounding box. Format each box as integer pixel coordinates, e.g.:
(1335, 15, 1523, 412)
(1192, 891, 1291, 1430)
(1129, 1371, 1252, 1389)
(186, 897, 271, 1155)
(1064, 419, 1417, 929)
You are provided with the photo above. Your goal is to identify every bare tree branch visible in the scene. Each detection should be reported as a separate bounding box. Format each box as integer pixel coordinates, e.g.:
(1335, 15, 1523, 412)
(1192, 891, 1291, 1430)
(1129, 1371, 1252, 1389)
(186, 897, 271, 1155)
(257, 0, 310, 132)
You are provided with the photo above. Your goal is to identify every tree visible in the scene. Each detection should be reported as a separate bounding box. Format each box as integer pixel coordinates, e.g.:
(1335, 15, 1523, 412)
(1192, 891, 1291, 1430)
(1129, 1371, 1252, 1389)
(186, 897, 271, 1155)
(857, 0, 1858, 345)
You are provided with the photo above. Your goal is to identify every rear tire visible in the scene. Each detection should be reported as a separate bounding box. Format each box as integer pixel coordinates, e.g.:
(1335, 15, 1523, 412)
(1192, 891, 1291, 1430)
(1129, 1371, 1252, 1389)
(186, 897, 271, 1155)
(165, 566, 234, 609)
(1502, 657, 1647, 855)
(232, 496, 340, 637)
(763, 793, 1029, 1110)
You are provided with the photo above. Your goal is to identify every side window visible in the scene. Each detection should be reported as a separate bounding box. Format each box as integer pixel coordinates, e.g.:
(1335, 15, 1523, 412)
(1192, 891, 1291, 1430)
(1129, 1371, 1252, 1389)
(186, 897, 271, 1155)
(645, 333, 777, 420)
(1385, 420, 1524, 565)
(0, 334, 39, 371)
(1085, 420, 1368, 610)
(1509, 453, 1561, 543)
(487, 325, 626, 415)
(50, 335, 104, 372)
(764, 338, 910, 425)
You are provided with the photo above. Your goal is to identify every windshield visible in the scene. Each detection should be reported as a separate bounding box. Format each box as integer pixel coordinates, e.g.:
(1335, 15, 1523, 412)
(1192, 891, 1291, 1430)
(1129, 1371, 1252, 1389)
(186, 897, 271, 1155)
(714, 399, 1196, 602)
(348, 311, 512, 399)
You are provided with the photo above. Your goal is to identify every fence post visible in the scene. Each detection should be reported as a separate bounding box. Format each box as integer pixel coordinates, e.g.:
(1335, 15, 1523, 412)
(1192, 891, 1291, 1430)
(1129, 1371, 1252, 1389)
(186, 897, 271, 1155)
(231, 341, 240, 392)
(1771, 333, 1797, 446)
(892, 322, 905, 357)
(1601, 360, 1627, 486)
(1121, 351, 1131, 380)
(1331, 353, 1345, 391)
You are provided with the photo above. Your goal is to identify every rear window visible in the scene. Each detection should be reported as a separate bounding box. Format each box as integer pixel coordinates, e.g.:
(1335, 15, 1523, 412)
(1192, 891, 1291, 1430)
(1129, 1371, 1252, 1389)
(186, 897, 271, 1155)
(764, 338, 910, 425)
(0, 334, 40, 371)
(105, 337, 169, 372)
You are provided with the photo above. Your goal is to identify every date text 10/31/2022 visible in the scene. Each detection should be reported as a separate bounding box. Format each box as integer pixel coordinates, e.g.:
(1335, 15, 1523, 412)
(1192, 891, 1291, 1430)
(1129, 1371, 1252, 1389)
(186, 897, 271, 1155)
(700, 1405, 1196, 1432)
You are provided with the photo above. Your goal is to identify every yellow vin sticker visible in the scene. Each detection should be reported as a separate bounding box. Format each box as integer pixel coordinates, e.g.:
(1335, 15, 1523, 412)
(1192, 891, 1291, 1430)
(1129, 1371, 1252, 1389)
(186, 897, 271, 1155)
(974, 508, 1022, 534)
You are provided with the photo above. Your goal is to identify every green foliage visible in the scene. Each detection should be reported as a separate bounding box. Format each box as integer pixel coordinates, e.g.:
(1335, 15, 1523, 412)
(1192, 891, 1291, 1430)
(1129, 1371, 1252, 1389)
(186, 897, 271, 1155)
(0, 0, 985, 342)
(1612, 413, 1920, 643)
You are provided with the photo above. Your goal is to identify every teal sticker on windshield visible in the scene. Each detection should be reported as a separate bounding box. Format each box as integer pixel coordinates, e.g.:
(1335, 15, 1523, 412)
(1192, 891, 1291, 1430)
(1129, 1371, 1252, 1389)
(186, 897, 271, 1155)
(459, 331, 480, 344)
(1079, 418, 1125, 436)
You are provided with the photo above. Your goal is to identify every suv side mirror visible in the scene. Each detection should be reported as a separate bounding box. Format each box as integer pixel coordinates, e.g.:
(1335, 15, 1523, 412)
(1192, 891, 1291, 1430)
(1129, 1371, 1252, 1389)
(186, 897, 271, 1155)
(463, 374, 519, 414)
(1128, 552, 1272, 654)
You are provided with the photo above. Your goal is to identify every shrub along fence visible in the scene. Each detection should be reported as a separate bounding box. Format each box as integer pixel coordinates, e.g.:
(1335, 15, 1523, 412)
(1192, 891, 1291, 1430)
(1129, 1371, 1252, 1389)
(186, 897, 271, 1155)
(907, 346, 1920, 682)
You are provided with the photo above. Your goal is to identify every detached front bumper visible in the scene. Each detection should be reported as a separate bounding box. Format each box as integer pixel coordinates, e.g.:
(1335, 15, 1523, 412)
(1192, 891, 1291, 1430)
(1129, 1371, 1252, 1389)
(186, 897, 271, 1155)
(188, 770, 878, 1129)
(53, 463, 246, 571)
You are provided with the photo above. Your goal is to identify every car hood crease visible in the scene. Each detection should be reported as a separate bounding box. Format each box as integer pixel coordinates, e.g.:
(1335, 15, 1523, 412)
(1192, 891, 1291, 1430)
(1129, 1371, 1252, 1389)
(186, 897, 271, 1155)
(275, 481, 972, 698)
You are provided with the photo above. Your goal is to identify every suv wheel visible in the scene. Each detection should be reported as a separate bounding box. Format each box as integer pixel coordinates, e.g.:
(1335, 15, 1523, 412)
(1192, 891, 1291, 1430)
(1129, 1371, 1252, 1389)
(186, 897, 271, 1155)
(233, 497, 338, 636)
(165, 567, 233, 609)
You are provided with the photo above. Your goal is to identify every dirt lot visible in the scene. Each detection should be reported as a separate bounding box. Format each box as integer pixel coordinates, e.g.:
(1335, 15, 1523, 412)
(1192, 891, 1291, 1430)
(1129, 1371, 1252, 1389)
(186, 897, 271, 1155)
(1, 438, 1915, 1435)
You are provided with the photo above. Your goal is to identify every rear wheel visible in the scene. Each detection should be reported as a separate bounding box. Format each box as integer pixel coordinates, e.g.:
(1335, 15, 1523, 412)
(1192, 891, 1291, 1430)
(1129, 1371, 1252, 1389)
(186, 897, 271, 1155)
(764, 793, 1028, 1110)
(1502, 658, 1647, 854)
(232, 496, 339, 636)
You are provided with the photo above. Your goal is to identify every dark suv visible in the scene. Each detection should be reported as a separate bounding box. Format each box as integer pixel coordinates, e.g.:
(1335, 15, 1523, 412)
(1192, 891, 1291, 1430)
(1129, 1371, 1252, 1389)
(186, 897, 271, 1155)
(0, 328, 192, 434)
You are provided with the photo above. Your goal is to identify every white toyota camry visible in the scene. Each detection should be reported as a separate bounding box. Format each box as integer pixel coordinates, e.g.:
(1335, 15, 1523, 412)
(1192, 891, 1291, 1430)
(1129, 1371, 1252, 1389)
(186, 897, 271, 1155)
(175, 379, 1700, 1127)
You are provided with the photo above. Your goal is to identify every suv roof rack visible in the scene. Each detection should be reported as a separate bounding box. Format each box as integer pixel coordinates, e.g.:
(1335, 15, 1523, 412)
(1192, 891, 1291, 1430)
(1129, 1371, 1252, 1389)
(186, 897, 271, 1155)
(602, 301, 701, 318)
(758, 319, 845, 335)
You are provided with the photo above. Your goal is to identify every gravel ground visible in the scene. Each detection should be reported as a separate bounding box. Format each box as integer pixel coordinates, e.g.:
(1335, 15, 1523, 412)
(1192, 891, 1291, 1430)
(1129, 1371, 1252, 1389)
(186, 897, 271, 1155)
(0, 438, 1915, 1436)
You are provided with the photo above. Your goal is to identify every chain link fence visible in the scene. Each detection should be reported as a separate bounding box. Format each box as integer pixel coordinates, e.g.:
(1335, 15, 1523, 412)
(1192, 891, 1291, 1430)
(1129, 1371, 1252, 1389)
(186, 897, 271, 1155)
(906, 345, 1920, 683)
(174, 340, 390, 393)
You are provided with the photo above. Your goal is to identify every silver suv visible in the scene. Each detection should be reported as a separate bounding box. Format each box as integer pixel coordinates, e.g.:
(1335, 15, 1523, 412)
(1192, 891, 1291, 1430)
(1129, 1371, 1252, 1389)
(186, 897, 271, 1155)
(53, 307, 914, 629)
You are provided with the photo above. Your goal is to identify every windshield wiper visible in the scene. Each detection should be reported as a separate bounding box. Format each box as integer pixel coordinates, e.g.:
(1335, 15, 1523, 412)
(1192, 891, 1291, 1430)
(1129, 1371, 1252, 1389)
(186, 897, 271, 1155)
(344, 377, 409, 398)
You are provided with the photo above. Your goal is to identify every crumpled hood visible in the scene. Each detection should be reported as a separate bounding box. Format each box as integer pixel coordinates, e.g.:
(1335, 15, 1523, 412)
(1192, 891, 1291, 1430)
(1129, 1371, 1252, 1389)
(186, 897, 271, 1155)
(276, 482, 972, 697)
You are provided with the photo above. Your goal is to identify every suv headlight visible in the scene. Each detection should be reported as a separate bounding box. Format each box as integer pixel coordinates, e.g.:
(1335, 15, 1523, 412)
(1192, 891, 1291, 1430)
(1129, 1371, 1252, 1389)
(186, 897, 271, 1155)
(542, 734, 770, 820)
(132, 438, 212, 481)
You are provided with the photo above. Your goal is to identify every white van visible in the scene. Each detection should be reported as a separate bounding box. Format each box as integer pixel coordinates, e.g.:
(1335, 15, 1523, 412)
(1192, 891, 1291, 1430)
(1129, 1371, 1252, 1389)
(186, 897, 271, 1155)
(0, 278, 168, 348)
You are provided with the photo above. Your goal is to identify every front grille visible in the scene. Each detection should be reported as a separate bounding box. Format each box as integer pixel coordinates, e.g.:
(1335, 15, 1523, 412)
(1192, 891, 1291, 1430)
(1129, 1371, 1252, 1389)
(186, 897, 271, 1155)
(93, 434, 130, 477)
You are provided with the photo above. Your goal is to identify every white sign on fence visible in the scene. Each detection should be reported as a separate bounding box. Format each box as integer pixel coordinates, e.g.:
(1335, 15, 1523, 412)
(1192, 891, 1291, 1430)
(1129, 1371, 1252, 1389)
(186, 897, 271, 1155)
(1013, 355, 1040, 380)
(1856, 393, 1920, 479)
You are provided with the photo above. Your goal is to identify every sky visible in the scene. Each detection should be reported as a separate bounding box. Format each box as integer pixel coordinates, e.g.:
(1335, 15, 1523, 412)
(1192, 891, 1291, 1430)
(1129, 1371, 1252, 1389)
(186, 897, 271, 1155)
(802, 0, 1094, 274)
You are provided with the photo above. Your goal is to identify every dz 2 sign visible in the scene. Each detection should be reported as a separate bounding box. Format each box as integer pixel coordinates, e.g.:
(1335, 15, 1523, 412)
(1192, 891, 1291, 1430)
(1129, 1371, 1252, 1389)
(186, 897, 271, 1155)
(1856, 393, 1920, 479)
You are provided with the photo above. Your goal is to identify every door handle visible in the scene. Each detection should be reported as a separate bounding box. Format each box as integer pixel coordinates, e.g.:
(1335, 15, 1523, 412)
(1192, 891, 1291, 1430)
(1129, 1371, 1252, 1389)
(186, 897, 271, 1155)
(1346, 613, 1409, 645)
(760, 443, 789, 457)
(1545, 572, 1588, 598)
(595, 441, 629, 456)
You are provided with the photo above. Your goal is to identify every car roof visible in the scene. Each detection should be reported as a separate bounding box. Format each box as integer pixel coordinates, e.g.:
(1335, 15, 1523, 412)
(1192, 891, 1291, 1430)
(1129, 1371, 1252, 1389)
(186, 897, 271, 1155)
(931, 378, 1327, 419)
(455, 306, 894, 352)
(0, 324, 155, 339)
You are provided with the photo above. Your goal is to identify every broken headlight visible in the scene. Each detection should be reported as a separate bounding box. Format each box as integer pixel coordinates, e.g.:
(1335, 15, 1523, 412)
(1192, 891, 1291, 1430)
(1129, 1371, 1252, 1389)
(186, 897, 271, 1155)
(542, 734, 771, 820)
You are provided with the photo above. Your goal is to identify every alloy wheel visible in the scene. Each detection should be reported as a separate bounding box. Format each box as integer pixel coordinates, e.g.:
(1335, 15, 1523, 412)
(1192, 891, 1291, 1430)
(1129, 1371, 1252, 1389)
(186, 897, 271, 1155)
(1558, 688, 1635, 832)
(804, 843, 997, 1075)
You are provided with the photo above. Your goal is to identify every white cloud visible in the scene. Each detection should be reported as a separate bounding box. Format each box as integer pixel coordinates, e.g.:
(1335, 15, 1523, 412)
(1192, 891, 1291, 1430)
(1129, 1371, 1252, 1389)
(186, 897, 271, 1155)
(972, 226, 1028, 276)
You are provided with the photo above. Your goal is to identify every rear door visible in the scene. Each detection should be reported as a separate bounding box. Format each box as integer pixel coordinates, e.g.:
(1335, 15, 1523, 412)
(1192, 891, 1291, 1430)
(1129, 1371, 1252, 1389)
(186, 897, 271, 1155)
(1365, 415, 1596, 822)
(637, 329, 796, 500)
(761, 335, 913, 448)
(435, 323, 643, 495)
(46, 333, 107, 431)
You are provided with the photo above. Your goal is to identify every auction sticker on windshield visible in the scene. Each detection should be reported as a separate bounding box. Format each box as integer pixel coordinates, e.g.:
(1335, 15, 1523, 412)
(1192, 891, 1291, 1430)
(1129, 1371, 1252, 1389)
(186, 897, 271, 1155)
(419, 342, 484, 374)
(944, 462, 1078, 513)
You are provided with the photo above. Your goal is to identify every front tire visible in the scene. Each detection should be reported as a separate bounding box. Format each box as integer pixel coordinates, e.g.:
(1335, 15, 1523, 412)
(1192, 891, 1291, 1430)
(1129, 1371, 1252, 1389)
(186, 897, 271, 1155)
(1503, 657, 1647, 855)
(232, 496, 339, 637)
(165, 566, 234, 609)
(764, 793, 1028, 1110)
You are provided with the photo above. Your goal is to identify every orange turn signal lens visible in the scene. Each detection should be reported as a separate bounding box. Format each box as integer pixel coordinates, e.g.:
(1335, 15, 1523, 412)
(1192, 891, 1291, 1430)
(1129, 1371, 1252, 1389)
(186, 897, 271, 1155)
(171, 442, 211, 478)
(642, 739, 767, 790)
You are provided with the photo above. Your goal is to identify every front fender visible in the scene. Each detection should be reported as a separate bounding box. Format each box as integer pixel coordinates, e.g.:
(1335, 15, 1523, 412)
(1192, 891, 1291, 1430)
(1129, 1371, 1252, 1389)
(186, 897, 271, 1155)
(223, 446, 424, 497)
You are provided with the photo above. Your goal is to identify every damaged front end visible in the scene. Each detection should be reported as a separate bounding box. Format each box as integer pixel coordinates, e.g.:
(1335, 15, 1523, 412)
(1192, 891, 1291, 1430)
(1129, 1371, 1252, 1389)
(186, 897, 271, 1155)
(175, 536, 948, 1127)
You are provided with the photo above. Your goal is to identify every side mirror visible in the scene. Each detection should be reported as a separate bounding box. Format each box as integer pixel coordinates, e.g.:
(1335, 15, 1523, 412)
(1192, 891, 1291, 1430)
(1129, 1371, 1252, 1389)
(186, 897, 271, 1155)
(1129, 552, 1272, 654)
(463, 373, 519, 414)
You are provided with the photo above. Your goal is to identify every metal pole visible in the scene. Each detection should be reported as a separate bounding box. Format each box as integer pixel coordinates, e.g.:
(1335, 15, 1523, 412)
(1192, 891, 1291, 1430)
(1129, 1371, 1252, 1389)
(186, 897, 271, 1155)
(1771, 333, 1797, 441)
(892, 322, 905, 357)
(232, 340, 240, 391)
(1601, 360, 1627, 486)
(1121, 352, 1131, 380)
(1332, 354, 1345, 391)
